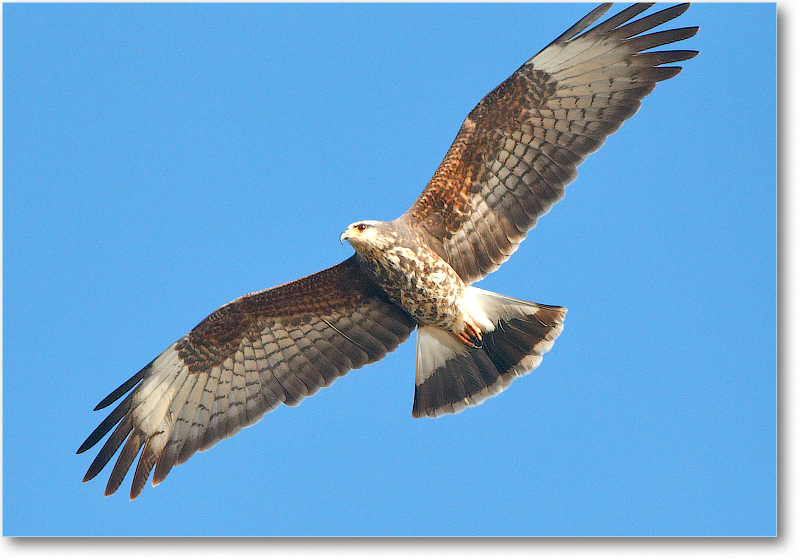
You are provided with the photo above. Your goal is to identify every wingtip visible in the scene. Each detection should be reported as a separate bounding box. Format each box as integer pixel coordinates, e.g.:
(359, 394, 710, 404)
(674, 3, 692, 17)
(93, 363, 151, 410)
(550, 2, 614, 45)
(678, 49, 700, 64)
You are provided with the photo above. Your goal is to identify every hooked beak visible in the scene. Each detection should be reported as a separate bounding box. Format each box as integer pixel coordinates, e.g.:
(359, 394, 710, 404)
(339, 230, 350, 244)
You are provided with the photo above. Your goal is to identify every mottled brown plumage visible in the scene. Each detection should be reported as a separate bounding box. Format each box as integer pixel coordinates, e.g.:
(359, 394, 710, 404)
(78, 3, 697, 499)
(404, 2, 697, 283)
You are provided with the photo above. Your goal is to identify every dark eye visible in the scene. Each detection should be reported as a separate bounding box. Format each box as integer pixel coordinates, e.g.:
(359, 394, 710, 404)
(356, 223, 367, 232)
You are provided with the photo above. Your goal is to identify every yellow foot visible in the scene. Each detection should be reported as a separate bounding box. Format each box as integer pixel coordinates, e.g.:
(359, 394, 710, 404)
(457, 322, 483, 348)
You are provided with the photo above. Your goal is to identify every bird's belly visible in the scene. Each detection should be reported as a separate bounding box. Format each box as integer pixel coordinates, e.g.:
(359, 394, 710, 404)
(398, 270, 462, 328)
(357, 248, 465, 329)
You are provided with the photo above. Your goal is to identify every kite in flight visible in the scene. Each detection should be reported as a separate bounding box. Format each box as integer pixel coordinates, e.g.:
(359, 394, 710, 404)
(78, 3, 698, 499)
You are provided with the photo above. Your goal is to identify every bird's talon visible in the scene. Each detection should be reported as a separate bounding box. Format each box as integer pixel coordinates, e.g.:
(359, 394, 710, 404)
(458, 325, 483, 348)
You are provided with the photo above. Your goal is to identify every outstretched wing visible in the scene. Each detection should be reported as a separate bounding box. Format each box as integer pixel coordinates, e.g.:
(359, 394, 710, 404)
(77, 255, 416, 499)
(400, 3, 698, 284)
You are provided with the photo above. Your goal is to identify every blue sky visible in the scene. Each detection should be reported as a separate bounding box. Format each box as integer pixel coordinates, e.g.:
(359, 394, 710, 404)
(3, 2, 776, 537)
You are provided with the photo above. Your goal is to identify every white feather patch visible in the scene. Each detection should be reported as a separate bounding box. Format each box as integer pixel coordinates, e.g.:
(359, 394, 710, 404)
(415, 327, 468, 385)
(416, 287, 555, 386)
(464, 286, 543, 329)
(132, 343, 186, 435)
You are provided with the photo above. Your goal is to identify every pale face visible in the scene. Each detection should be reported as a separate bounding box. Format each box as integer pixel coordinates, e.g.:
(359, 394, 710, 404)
(339, 220, 386, 251)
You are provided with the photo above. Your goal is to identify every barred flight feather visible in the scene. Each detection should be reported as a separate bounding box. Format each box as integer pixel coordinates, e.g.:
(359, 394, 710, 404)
(403, 3, 697, 284)
(79, 257, 416, 499)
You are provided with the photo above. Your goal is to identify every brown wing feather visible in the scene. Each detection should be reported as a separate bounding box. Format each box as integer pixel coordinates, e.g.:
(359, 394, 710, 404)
(77, 255, 416, 499)
(400, 3, 698, 284)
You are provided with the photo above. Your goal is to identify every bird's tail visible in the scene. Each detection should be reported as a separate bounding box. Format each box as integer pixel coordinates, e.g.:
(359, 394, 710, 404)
(413, 287, 566, 418)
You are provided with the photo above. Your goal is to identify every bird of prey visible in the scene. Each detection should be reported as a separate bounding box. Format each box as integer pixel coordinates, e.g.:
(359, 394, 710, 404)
(78, 3, 698, 499)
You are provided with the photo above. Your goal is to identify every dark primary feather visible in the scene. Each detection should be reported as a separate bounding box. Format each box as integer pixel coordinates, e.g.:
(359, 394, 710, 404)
(78, 256, 416, 498)
(401, 3, 698, 284)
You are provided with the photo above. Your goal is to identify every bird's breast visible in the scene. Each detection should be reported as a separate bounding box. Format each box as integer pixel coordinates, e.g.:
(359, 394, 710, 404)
(355, 244, 465, 329)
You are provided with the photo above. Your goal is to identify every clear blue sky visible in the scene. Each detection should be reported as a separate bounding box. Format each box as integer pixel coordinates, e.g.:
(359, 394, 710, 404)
(3, 2, 776, 537)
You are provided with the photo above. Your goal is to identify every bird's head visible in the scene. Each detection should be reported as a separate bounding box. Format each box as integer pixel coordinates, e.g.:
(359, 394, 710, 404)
(340, 220, 394, 254)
